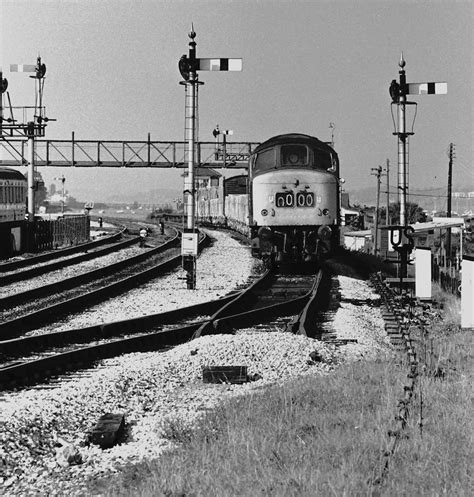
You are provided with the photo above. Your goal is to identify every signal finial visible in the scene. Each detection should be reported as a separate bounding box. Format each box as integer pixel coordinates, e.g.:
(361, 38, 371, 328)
(399, 52, 406, 69)
(189, 23, 196, 40)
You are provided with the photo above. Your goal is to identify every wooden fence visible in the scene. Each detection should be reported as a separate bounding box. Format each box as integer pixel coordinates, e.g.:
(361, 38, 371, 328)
(27, 215, 90, 252)
(432, 255, 461, 297)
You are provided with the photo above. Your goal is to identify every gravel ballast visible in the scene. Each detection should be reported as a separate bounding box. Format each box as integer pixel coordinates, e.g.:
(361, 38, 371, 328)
(0, 230, 392, 495)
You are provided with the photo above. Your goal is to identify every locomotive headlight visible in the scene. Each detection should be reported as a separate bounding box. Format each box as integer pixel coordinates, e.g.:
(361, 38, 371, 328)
(318, 225, 332, 240)
(322, 208, 330, 216)
(258, 226, 272, 240)
(261, 209, 268, 216)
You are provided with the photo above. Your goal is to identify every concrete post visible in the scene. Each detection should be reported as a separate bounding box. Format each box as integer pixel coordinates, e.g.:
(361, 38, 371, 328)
(461, 255, 474, 329)
(415, 247, 431, 300)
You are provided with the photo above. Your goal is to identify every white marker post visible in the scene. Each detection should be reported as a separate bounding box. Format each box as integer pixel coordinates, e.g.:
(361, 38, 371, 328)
(178, 28, 242, 289)
(415, 246, 432, 300)
(461, 255, 474, 329)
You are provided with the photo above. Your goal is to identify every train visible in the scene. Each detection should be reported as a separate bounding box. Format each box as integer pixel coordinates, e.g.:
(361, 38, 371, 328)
(196, 133, 341, 265)
(0, 167, 27, 257)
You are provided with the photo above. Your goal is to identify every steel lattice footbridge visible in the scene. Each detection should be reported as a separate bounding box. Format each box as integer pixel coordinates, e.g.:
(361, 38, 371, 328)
(0, 137, 259, 169)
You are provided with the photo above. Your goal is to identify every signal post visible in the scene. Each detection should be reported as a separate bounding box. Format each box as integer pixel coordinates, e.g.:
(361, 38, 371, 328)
(388, 54, 447, 283)
(1, 57, 52, 251)
(178, 28, 242, 289)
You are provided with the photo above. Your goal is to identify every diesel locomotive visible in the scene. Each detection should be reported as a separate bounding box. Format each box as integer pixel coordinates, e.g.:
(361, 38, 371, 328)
(247, 133, 341, 264)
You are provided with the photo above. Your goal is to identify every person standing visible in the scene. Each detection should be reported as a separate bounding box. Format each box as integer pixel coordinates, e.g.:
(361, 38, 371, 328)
(139, 227, 148, 248)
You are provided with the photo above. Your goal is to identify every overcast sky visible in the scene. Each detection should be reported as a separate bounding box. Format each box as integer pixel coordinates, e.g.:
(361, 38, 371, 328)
(1, 0, 472, 206)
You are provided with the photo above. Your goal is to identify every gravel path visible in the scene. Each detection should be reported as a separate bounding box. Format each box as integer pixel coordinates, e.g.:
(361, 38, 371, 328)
(0, 231, 392, 495)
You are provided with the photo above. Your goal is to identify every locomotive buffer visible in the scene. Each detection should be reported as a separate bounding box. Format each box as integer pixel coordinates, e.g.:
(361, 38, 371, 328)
(178, 27, 242, 289)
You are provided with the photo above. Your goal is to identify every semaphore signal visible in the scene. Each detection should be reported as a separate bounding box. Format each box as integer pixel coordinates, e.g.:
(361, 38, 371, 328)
(3, 56, 53, 224)
(178, 26, 242, 290)
(407, 82, 447, 95)
(389, 53, 447, 226)
(196, 58, 242, 72)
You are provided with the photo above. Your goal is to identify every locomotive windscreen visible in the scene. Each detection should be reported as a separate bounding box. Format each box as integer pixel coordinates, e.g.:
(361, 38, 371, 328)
(255, 148, 275, 170)
(281, 145, 308, 166)
(252, 134, 339, 175)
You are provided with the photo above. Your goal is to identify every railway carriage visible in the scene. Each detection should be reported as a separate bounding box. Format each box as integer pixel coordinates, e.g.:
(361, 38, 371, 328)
(248, 133, 340, 264)
(0, 167, 27, 257)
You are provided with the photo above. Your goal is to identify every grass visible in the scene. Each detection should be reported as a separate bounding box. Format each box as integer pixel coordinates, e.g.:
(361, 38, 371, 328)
(90, 282, 472, 497)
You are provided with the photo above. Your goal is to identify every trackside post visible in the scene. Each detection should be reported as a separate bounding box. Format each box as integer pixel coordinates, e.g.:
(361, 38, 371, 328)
(178, 27, 242, 289)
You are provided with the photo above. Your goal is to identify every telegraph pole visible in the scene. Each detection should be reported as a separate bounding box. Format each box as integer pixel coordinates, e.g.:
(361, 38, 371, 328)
(385, 158, 390, 225)
(371, 165, 383, 254)
(178, 27, 242, 289)
(446, 142, 455, 259)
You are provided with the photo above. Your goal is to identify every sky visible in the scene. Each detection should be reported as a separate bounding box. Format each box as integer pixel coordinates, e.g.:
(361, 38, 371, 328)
(1, 0, 472, 208)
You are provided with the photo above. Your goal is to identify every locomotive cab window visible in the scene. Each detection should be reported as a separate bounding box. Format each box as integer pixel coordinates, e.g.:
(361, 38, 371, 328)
(281, 145, 308, 167)
(253, 148, 276, 174)
(314, 150, 333, 170)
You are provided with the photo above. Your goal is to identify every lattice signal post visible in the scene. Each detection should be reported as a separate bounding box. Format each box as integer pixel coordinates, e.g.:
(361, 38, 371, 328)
(178, 28, 242, 289)
(389, 53, 447, 226)
(1, 56, 52, 224)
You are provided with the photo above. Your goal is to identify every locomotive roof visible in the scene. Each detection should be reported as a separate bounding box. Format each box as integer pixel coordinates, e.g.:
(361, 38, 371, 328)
(0, 167, 26, 181)
(253, 133, 337, 155)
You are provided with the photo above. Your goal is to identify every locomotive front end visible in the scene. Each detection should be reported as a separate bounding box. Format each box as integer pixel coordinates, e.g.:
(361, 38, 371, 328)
(249, 134, 340, 265)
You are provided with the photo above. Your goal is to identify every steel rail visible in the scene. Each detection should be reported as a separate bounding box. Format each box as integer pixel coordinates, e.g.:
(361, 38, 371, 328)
(0, 323, 200, 390)
(0, 230, 180, 310)
(0, 236, 141, 285)
(0, 269, 326, 390)
(289, 270, 326, 336)
(0, 231, 208, 340)
(0, 292, 240, 359)
(193, 269, 323, 338)
(213, 270, 326, 336)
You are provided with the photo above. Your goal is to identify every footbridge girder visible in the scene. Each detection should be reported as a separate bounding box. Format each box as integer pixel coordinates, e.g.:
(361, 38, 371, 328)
(0, 139, 259, 169)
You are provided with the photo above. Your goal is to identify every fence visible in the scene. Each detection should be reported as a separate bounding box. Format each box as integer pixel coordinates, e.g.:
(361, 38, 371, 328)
(432, 255, 461, 297)
(28, 215, 90, 252)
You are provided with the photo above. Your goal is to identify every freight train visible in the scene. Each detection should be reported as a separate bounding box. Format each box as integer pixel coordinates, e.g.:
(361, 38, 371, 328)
(196, 133, 341, 265)
(0, 167, 27, 257)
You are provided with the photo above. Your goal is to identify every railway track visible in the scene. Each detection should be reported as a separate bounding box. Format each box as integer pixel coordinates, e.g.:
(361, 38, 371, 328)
(0, 216, 169, 281)
(0, 267, 330, 391)
(0, 234, 141, 286)
(0, 227, 197, 339)
(0, 225, 126, 273)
